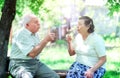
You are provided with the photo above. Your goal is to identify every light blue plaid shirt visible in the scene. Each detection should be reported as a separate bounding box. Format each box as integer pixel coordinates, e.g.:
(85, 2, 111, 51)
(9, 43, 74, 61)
(10, 27, 40, 59)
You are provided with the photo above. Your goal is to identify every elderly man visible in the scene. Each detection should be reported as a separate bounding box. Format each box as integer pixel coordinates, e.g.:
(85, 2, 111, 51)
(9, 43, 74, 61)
(9, 13, 60, 78)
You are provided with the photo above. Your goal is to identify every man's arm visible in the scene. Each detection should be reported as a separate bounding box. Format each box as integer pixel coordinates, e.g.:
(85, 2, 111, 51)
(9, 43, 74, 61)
(28, 33, 55, 58)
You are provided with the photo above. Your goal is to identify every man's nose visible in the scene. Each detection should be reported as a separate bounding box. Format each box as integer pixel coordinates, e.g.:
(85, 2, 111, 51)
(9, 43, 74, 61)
(38, 25, 40, 29)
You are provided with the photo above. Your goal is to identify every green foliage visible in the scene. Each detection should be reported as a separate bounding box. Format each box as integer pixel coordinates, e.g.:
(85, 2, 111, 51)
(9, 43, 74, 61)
(106, 0, 120, 16)
(16, 0, 45, 16)
(0, 0, 4, 11)
(16, 0, 26, 16)
(29, 0, 44, 14)
(103, 34, 120, 46)
(0, 0, 4, 16)
(0, 0, 45, 16)
(103, 33, 116, 41)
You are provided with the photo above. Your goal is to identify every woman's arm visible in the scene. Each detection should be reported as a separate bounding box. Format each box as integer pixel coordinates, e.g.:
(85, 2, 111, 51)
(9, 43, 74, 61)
(67, 41, 76, 56)
(85, 35, 106, 78)
(85, 56, 106, 78)
(89, 56, 106, 72)
(66, 35, 75, 56)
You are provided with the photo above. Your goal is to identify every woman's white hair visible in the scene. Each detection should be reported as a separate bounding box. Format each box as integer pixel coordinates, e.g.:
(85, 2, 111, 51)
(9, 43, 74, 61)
(19, 13, 37, 26)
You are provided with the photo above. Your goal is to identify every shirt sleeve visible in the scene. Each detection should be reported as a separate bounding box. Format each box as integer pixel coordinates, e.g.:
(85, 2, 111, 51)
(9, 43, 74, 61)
(94, 36, 106, 57)
(15, 34, 34, 56)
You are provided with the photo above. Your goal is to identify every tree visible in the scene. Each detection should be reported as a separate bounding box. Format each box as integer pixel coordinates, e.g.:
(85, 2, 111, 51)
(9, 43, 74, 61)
(0, 0, 16, 77)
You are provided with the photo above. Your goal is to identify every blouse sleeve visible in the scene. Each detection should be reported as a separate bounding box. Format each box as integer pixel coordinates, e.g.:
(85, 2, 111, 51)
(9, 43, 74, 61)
(94, 36, 106, 57)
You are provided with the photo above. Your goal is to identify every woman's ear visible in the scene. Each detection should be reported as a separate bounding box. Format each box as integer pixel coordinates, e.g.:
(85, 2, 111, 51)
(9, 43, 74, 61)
(87, 25, 90, 29)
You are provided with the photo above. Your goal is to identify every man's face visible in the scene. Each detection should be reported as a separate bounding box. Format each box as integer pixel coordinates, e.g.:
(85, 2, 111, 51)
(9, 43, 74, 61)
(26, 17, 40, 33)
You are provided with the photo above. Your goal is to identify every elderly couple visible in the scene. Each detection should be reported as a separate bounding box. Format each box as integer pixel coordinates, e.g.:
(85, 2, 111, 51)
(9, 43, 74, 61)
(9, 13, 106, 78)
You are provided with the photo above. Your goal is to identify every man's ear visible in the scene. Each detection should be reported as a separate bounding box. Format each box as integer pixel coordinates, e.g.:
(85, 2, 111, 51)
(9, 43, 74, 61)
(26, 23, 29, 27)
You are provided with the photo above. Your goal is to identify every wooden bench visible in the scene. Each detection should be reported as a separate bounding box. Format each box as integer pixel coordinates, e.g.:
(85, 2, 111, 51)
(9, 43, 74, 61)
(6, 57, 67, 78)
(7, 70, 67, 78)
(54, 70, 67, 78)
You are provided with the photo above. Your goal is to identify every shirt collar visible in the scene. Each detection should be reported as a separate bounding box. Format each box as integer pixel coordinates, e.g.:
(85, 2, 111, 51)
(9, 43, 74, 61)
(23, 27, 33, 36)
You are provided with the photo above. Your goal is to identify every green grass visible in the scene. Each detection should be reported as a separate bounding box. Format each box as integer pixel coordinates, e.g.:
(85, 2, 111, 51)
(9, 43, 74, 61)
(103, 48, 120, 78)
(40, 45, 75, 70)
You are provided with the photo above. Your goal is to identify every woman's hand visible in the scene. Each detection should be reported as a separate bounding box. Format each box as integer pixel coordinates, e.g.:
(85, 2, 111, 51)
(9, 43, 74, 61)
(66, 34, 75, 56)
(84, 69, 94, 78)
(66, 35, 72, 43)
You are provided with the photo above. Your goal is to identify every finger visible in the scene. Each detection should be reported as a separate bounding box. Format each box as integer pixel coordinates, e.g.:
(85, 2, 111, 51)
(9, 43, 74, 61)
(50, 34, 55, 40)
(84, 73, 89, 78)
(84, 72, 88, 77)
(90, 74, 93, 78)
(51, 34, 56, 39)
(50, 33, 55, 37)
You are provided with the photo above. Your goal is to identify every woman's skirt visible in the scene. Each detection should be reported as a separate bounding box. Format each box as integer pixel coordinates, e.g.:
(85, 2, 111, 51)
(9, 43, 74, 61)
(66, 61, 106, 78)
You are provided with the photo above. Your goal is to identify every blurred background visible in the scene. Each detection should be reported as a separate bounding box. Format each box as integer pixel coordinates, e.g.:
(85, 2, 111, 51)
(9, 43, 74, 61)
(0, 0, 119, 78)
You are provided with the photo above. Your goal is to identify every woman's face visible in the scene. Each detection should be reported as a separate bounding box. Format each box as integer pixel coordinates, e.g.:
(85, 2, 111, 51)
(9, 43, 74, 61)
(26, 17, 40, 33)
(77, 19, 89, 33)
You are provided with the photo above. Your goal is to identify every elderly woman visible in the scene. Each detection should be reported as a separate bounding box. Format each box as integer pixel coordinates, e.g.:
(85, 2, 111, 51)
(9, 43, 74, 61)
(9, 13, 60, 78)
(66, 16, 106, 78)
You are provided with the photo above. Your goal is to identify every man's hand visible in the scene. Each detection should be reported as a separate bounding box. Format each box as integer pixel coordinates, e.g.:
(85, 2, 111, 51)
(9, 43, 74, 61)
(45, 33, 56, 42)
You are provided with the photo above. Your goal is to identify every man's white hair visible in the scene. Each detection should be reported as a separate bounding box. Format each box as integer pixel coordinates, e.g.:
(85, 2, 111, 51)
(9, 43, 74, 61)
(19, 13, 37, 26)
